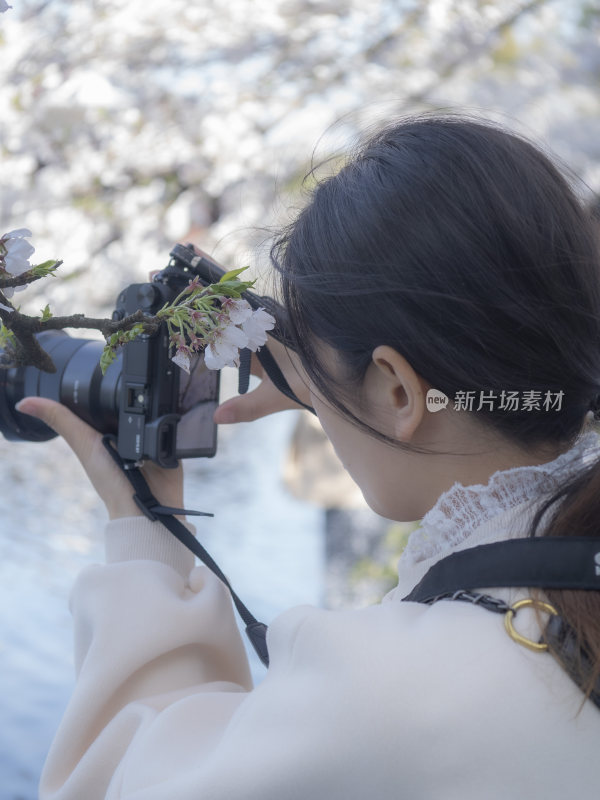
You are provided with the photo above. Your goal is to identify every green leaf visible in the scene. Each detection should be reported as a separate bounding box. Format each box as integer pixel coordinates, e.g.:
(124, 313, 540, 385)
(0, 322, 16, 349)
(217, 279, 256, 298)
(122, 323, 145, 342)
(40, 303, 52, 321)
(31, 259, 62, 277)
(100, 345, 117, 375)
(100, 323, 146, 374)
(218, 266, 250, 283)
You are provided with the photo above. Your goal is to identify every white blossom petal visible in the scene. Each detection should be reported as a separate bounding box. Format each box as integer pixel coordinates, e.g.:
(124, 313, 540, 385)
(4, 260, 30, 277)
(171, 348, 191, 373)
(0, 1, 12, 12)
(204, 340, 239, 369)
(242, 307, 275, 351)
(3, 235, 35, 276)
(220, 321, 249, 350)
(226, 298, 252, 325)
(203, 342, 225, 370)
(3, 228, 32, 239)
(5, 257, 32, 276)
(215, 340, 242, 367)
(203, 320, 251, 368)
(4, 238, 34, 258)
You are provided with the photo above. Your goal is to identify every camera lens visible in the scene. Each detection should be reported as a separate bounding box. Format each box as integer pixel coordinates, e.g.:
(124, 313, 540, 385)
(0, 329, 121, 442)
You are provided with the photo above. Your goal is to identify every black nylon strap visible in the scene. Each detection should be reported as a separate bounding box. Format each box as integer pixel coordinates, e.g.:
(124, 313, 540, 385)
(255, 344, 316, 415)
(403, 537, 600, 603)
(238, 348, 252, 395)
(543, 614, 600, 708)
(402, 536, 600, 711)
(141, 497, 270, 668)
(101, 435, 270, 667)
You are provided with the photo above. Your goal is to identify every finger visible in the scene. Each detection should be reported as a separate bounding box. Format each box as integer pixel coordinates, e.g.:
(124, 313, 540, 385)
(188, 243, 220, 264)
(214, 382, 300, 424)
(15, 397, 102, 465)
(248, 350, 264, 378)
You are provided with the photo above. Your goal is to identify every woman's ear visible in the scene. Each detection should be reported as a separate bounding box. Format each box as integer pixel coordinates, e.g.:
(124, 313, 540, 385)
(366, 345, 428, 440)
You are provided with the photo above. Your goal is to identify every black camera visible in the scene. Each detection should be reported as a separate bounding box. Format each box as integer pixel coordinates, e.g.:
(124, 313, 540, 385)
(0, 244, 252, 468)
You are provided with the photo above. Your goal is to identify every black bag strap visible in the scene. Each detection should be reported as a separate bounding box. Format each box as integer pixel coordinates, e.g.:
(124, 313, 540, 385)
(403, 537, 600, 603)
(102, 435, 270, 668)
(402, 537, 600, 709)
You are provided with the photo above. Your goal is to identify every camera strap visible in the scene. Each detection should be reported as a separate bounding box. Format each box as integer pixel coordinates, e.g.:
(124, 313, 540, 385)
(99, 333, 314, 671)
(101, 434, 271, 668)
(236, 344, 316, 416)
(402, 537, 600, 709)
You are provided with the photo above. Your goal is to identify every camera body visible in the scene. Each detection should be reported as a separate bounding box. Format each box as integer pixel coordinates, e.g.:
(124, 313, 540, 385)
(112, 267, 220, 467)
(0, 244, 224, 467)
(114, 280, 180, 465)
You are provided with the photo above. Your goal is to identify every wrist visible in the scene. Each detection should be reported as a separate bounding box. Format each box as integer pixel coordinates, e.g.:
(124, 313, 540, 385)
(107, 500, 145, 521)
(107, 501, 186, 523)
(105, 516, 196, 577)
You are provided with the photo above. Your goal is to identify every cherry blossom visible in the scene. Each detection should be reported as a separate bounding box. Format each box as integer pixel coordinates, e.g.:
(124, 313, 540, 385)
(242, 307, 275, 350)
(1, 229, 35, 275)
(222, 298, 253, 325)
(199, 304, 275, 370)
(171, 347, 192, 373)
(1, 229, 35, 298)
(204, 321, 250, 370)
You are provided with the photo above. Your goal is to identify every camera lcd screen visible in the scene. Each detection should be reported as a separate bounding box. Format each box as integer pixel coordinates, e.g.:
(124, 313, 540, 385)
(175, 353, 220, 458)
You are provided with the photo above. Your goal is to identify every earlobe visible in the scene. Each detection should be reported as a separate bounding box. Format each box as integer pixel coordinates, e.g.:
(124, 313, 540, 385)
(370, 345, 426, 439)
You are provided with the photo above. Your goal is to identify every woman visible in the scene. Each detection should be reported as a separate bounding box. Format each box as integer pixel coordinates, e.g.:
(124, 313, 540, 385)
(19, 114, 600, 798)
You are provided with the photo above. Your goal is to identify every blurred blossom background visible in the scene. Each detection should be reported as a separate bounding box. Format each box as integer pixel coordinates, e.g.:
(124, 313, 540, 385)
(1, 0, 599, 796)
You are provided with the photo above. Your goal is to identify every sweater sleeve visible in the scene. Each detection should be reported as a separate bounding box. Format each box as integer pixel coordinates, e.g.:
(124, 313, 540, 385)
(39, 517, 600, 800)
(40, 516, 255, 799)
(41, 515, 435, 800)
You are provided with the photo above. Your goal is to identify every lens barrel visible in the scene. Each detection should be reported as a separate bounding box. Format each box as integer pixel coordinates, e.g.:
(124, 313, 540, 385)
(0, 330, 121, 442)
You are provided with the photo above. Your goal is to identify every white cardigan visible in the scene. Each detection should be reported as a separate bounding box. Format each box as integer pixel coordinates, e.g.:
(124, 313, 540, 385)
(40, 432, 600, 799)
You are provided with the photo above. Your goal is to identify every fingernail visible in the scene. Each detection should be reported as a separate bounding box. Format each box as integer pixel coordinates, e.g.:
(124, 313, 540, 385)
(15, 399, 33, 414)
(215, 406, 235, 424)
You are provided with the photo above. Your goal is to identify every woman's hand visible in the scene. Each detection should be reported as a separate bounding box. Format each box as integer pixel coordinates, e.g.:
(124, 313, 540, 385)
(214, 333, 312, 424)
(15, 397, 184, 520)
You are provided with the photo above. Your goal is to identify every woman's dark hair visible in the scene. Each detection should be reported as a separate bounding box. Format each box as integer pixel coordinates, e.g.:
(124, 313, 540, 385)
(271, 113, 600, 698)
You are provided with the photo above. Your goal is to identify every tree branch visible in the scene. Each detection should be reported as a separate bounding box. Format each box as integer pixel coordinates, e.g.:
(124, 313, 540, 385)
(0, 306, 161, 372)
(407, 0, 549, 105)
(0, 260, 63, 290)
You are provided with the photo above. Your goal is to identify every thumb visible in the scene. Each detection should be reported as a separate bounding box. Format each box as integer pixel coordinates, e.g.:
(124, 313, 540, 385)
(214, 382, 299, 424)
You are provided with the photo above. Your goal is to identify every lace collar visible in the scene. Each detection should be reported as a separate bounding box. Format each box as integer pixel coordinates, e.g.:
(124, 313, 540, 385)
(402, 429, 600, 567)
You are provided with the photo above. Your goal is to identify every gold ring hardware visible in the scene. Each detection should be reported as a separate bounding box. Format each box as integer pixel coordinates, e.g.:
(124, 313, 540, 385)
(504, 598, 559, 652)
